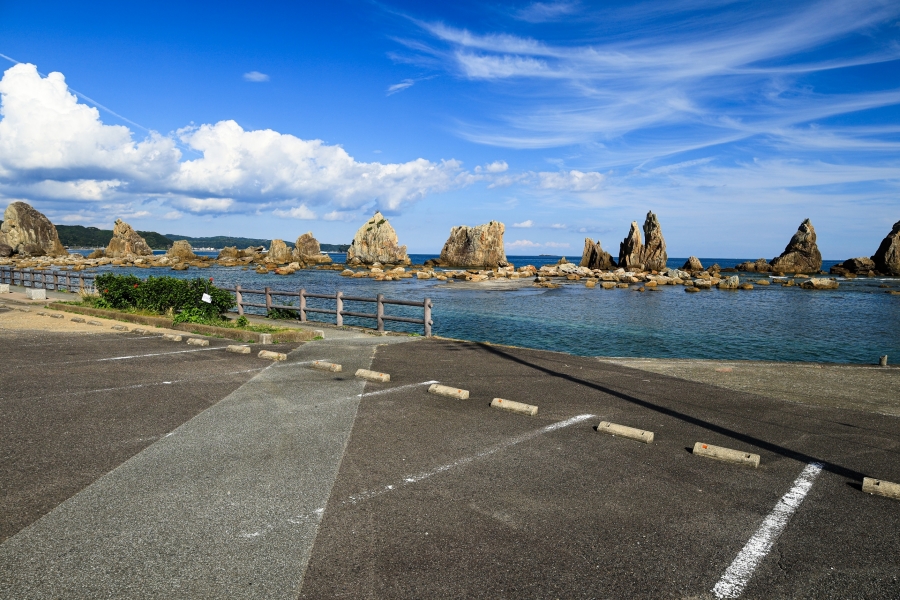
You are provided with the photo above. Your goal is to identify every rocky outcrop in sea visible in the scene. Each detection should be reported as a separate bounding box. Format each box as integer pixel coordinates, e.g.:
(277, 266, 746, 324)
(266, 239, 292, 264)
(105, 219, 153, 258)
(770, 218, 822, 274)
(872, 220, 900, 276)
(166, 240, 198, 261)
(434, 221, 508, 268)
(682, 256, 703, 272)
(618, 211, 667, 271)
(0, 202, 67, 257)
(346, 212, 410, 266)
(579, 238, 615, 270)
(293, 232, 332, 265)
(735, 258, 772, 272)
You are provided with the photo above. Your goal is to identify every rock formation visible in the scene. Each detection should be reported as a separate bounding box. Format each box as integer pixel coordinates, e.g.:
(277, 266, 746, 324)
(166, 240, 197, 261)
(641, 212, 667, 271)
(292, 232, 332, 265)
(618, 221, 643, 270)
(346, 212, 410, 265)
(0, 202, 67, 256)
(105, 219, 153, 258)
(266, 239, 293, 264)
(0, 243, 12, 258)
(735, 258, 771, 272)
(437, 221, 508, 268)
(872, 220, 900, 275)
(217, 246, 241, 260)
(618, 211, 667, 270)
(682, 256, 703, 271)
(829, 257, 876, 276)
(770, 219, 822, 273)
(580, 238, 615, 270)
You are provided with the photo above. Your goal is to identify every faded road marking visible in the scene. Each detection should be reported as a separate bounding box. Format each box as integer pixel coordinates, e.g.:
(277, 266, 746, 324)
(97, 346, 227, 361)
(358, 380, 439, 398)
(712, 462, 823, 599)
(348, 414, 595, 504)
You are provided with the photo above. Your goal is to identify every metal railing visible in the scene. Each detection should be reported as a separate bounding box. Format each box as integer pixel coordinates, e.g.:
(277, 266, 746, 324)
(0, 266, 96, 292)
(224, 285, 433, 337)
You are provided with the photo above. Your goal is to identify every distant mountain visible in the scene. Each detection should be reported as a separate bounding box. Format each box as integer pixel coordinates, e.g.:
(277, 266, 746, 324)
(165, 234, 349, 252)
(56, 225, 173, 250)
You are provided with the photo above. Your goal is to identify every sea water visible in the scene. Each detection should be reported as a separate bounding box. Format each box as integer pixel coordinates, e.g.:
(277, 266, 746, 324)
(76, 252, 900, 364)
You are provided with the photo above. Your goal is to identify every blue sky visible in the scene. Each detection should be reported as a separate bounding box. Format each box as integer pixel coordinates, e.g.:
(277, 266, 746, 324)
(0, 0, 898, 257)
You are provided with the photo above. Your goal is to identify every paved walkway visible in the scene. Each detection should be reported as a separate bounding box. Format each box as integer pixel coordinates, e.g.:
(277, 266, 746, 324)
(0, 330, 414, 599)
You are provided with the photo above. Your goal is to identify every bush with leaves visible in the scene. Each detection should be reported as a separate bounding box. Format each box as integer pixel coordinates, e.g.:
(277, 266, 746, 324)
(95, 274, 234, 319)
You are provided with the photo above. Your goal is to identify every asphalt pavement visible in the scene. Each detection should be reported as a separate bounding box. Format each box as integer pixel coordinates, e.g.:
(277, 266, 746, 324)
(1, 329, 898, 599)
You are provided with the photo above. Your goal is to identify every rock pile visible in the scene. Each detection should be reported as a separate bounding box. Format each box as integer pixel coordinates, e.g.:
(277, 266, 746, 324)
(0, 202, 67, 257)
(105, 219, 153, 258)
(618, 211, 667, 271)
(434, 221, 508, 268)
(346, 212, 410, 266)
(580, 239, 615, 270)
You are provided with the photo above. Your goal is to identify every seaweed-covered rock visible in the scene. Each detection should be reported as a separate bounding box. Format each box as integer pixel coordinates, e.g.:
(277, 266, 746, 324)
(0, 202, 67, 256)
(735, 258, 772, 273)
(346, 212, 410, 265)
(580, 238, 616, 270)
(770, 219, 822, 274)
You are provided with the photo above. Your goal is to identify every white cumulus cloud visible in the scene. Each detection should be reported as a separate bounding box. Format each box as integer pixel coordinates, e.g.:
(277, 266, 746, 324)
(512, 219, 533, 228)
(273, 204, 317, 219)
(507, 239, 541, 248)
(0, 63, 473, 218)
(537, 170, 604, 191)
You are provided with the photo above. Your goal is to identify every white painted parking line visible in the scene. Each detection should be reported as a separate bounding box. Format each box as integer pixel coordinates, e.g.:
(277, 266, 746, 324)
(96, 347, 228, 361)
(712, 462, 823, 599)
(358, 380, 439, 398)
(347, 414, 595, 504)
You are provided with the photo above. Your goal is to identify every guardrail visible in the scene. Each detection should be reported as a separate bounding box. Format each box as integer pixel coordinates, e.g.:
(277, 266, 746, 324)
(223, 285, 433, 337)
(0, 266, 96, 292)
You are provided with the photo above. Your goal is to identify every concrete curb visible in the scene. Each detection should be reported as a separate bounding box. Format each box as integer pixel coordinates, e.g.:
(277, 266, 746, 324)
(258, 350, 287, 361)
(312, 361, 342, 372)
(355, 368, 390, 382)
(163, 334, 183, 342)
(490, 398, 538, 416)
(227, 345, 251, 354)
(693, 442, 760, 467)
(862, 477, 900, 500)
(597, 421, 654, 443)
(428, 383, 469, 400)
(186, 338, 209, 347)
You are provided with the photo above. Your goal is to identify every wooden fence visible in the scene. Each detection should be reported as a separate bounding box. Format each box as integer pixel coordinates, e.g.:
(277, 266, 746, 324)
(0, 266, 96, 292)
(223, 285, 433, 337)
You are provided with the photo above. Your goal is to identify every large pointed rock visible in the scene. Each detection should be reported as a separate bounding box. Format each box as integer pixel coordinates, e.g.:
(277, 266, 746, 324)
(617, 211, 668, 271)
(438, 221, 507, 268)
(106, 219, 153, 258)
(770, 219, 822, 274)
(872, 220, 900, 275)
(292, 232, 332, 265)
(641, 211, 668, 271)
(580, 238, 615, 270)
(0, 202, 67, 256)
(618, 221, 643, 270)
(346, 212, 410, 265)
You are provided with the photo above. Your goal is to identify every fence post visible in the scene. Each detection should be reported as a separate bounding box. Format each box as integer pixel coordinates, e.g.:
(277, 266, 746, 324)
(376, 294, 385, 332)
(299, 288, 307, 322)
(235, 284, 243, 316)
(265, 287, 272, 314)
(78, 272, 84, 292)
(424, 298, 433, 337)
(335, 291, 343, 327)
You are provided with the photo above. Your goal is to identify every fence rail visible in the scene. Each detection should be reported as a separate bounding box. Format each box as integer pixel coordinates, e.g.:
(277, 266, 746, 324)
(223, 285, 433, 337)
(0, 267, 434, 336)
(0, 266, 96, 292)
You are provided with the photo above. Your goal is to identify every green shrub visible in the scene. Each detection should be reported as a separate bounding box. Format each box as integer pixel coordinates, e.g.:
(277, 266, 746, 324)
(95, 274, 234, 319)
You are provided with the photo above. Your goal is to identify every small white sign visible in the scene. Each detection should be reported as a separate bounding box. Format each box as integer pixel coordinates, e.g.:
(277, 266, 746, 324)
(201, 293, 212, 304)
